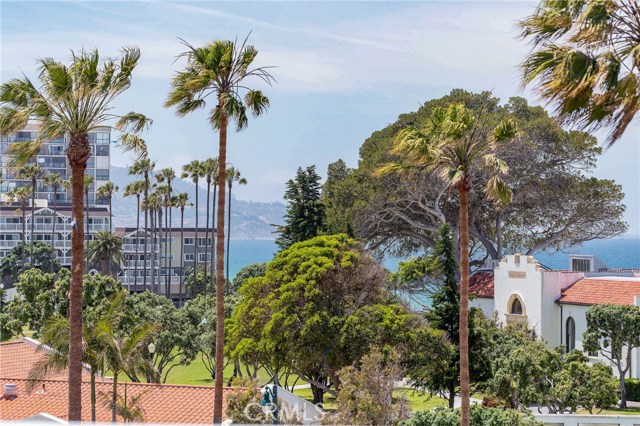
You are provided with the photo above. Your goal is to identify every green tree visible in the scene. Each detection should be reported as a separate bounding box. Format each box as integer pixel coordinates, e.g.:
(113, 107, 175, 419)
(404, 405, 543, 426)
(276, 165, 326, 250)
(96, 181, 118, 232)
(41, 172, 63, 270)
(225, 166, 247, 286)
(166, 36, 274, 422)
(121, 291, 198, 383)
(377, 103, 517, 426)
(520, 0, 640, 146)
(17, 164, 43, 263)
(334, 349, 410, 426)
(86, 230, 125, 276)
(0, 284, 21, 341)
(0, 241, 60, 284)
(123, 180, 146, 291)
(583, 304, 640, 408)
(230, 262, 266, 296)
(5, 186, 32, 270)
(322, 159, 355, 236)
(129, 158, 156, 291)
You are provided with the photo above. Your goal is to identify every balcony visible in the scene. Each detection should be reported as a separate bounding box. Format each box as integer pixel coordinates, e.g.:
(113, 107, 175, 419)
(125, 260, 159, 268)
(0, 240, 20, 249)
(122, 244, 159, 252)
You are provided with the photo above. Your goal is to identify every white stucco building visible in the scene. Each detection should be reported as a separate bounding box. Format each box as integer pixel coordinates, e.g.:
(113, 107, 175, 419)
(469, 254, 640, 379)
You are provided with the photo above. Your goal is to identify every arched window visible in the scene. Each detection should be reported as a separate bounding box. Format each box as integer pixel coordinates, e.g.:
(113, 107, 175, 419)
(510, 297, 523, 315)
(566, 317, 576, 353)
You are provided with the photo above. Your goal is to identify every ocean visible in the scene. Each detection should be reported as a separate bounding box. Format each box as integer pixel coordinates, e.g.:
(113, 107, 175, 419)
(227, 236, 640, 279)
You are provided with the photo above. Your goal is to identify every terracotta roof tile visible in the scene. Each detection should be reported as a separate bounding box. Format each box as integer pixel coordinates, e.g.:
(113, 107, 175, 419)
(557, 277, 640, 306)
(469, 271, 494, 299)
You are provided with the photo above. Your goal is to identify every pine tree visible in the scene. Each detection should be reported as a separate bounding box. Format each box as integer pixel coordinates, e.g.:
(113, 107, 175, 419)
(276, 165, 326, 250)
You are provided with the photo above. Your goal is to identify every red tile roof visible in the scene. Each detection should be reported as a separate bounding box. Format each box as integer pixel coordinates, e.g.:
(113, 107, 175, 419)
(0, 338, 234, 423)
(469, 271, 494, 299)
(557, 277, 640, 306)
(0, 379, 235, 423)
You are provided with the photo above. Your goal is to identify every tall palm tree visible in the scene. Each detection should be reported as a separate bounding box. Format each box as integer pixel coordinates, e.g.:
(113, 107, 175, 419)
(173, 193, 191, 305)
(201, 158, 218, 285)
(123, 181, 145, 292)
(520, 0, 640, 146)
(155, 168, 176, 296)
(376, 103, 517, 426)
(0, 48, 151, 420)
(17, 164, 43, 263)
(96, 182, 119, 232)
(42, 172, 63, 270)
(224, 167, 247, 289)
(129, 159, 155, 291)
(144, 191, 162, 293)
(87, 230, 125, 276)
(5, 186, 32, 271)
(181, 160, 203, 291)
(155, 183, 171, 296)
(166, 38, 274, 421)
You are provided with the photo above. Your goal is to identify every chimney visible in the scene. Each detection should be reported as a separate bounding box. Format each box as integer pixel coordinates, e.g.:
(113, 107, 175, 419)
(3, 383, 17, 400)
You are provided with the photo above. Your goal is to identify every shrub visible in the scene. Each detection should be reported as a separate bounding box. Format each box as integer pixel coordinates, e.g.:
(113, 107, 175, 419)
(225, 378, 264, 424)
(403, 405, 543, 426)
(627, 379, 640, 402)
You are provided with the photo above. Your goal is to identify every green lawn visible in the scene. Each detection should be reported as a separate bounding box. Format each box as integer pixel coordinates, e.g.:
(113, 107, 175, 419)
(292, 386, 447, 413)
(578, 406, 640, 416)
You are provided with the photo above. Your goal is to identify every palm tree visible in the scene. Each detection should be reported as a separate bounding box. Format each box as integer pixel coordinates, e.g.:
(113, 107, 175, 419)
(144, 192, 162, 293)
(5, 186, 33, 270)
(42, 172, 63, 270)
(201, 158, 218, 286)
(155, 183, 171, 296)
(0, 48, 151, 420)
(166, 38, 274, 421)
(96, 182, 119, 232)
(155, 168, 176, 296)
(123, 181, 145, 292)
(87, 230, 125, 276)
(173, 193, 191, 305)
(520, 0, 640, 146)
(17, 164, 43, 263)
(181, 160, 203, 291)
(224, 167, 247, 289)
(102, 382, 146, 423)
(376, 103, 517, 426)
(129, 159, 155, 291)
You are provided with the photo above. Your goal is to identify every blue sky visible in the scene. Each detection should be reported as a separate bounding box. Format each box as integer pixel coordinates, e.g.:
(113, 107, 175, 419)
(1, 1, 639, 235)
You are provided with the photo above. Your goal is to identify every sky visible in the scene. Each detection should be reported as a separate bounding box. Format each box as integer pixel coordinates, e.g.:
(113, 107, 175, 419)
(1, 0, 639, 235)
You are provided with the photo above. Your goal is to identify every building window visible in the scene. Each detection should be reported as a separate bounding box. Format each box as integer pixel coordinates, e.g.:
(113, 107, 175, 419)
(566, 317, 576, 353)
(571, 258, 591, 272)
(184, 238, 194, 245)
(184, 253, 195, 261)
(95, 169, 109, 181)
(510, 297, 523, 315)
(198, 253, 209, 262)
(198, 238, 212, 246)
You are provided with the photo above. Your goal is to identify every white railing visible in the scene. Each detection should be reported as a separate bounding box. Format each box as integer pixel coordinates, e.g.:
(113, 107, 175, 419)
(122, 244, 158, 252)
(0, 223, 108, 233)
(0, 240, 20, 248)
(125, 260, 159, 268)
(535, 413, 640, 425)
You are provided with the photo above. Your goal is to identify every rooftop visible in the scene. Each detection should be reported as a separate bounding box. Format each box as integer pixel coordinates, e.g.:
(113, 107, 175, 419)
(556, 277, 640, 306)
(469, 270, 494, 299)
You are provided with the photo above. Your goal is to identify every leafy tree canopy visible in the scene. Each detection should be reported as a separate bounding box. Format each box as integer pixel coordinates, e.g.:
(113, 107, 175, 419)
(324, 90, 627, 262)
(0, 242, 61, 285)
(230, 262, 267, 296)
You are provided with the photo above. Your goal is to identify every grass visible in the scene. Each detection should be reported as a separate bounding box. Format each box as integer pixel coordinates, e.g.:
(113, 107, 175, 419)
(292, 386, 447, 413)
(577, 406, 640, 416)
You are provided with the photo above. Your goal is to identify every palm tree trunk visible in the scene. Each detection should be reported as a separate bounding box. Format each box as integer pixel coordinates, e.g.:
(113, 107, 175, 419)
(67, 133, 90, 421)
(109, 195, 113, 232)
(150, 208, 156, 292)
(91, 370, 96, 423)
(179, 207, 185, 305)
(112, 372, 118, 423)
(143, 174, 149, 291)
(211, 183, 217, 294)
(51, 186, 58, 273)
(203, 179, 211, 284)
(225, 181, 232, 291)
(458, 183, 470, 426)
(30, 178, 36, 265)
(168, 184, 173, 297)
(102, 257, 107, 275)
(193, 180, 199, 295)
(134, 195, 140, 292)
(20, 200, 26, 271)
(85, 188, 90, 270)
(165, 202, 169, 297)
(213, 109, 228, 424)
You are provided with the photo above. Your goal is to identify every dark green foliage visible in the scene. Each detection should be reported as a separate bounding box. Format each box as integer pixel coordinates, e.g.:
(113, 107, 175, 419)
(0, 284, 21, 341)
(185, 265, 214, 296)
(322, 159, 356, 235)
(626, 379, 640, 402)
(230, 262, 266, 295)
(276, 165, 326, 250)
(403, 405, 543, 426)
(0, 242, 61, 284)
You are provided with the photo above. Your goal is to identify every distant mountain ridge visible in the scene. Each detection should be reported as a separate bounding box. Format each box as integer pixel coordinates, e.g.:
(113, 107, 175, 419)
(110, 166, 285, 239)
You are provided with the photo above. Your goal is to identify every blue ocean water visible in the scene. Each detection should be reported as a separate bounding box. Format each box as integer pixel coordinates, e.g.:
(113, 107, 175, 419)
(226, 236, 640, 281)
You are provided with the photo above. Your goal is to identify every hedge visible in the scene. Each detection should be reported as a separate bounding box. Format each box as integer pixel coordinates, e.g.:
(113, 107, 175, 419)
(627, 378, 640, 402)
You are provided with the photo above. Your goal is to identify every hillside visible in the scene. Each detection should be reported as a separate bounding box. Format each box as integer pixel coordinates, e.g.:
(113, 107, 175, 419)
(110, 166, 285, 239)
